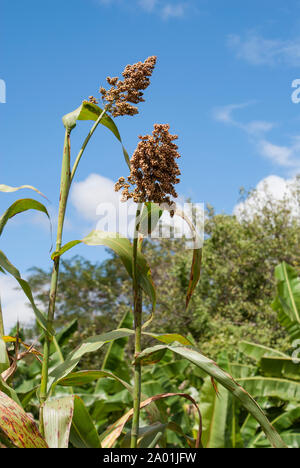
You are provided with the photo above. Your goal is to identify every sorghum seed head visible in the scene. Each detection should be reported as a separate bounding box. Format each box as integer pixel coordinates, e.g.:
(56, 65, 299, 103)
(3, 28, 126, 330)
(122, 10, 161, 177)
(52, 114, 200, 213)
(100, 56, 157, 117)
(115, 124, 181, 206)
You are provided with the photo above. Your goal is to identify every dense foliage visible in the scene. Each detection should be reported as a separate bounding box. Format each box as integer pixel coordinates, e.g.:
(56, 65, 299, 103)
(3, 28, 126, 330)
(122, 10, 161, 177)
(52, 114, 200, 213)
(27, 186, 300, 361)
(0, 56, 297, 449)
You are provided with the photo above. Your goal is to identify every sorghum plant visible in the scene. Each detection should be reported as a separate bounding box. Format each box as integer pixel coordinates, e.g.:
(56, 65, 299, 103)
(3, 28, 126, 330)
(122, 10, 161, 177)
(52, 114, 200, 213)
(0, 56, 287, 449)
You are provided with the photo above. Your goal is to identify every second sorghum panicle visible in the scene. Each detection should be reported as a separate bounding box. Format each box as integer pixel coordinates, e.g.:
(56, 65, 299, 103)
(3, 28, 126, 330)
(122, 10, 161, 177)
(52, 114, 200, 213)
(115, 124, 181, 207)
(99, 56, 157, 117)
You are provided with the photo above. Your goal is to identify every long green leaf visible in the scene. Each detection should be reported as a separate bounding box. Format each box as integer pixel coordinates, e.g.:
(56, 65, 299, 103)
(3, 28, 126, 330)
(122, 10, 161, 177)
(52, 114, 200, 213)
(249, 407, 300, 448)
(49, 329, 134, 389)
(0, 199, 50, 237)
(276, 299, 300, 341)
(70, 395, 101, 448)
(239, 341, 287, 361)
(273, 262, 300, 325)
(57, 370, 132, 393)
(51, 230, 156, 312)
(136, 344, 287, 448)
(260, 356, 300, 381)
(50, 329, 192, 392)
(236, 377, 300, 401)
(0, 391, 48, 448)
(199, 376, 229, 448)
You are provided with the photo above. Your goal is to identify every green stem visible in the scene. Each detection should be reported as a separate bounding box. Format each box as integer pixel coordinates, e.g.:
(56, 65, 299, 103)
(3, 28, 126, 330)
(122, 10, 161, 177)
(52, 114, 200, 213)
(39, 129, 71, 431)
(39, 106, 110, 433)
(131, 204, 143, 449)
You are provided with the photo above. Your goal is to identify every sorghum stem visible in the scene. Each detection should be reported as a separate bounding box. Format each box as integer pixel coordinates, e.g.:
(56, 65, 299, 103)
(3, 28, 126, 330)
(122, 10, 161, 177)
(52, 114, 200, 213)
(39, 105, 110, 432)
(131, 204, 143, 449)
(39, 129, 71, 431)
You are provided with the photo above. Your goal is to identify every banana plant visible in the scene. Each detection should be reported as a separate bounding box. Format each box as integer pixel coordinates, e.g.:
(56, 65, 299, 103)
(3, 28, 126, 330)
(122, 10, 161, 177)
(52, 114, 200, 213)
(194, 262, 300, 449)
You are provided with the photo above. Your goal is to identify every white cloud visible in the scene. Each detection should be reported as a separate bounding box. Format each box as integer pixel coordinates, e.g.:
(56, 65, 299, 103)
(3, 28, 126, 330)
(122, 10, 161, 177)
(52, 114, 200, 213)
(161, 3, 186, 19)
(213, 103, 300, 173)
(71, 173, 120, 222)
(0, 275, 35, 332)
(70, 173, 137, 237)
(228, 33, 300, 66)
(258, 138, 300, 173)
(213, 102, 274, 136)
(138, 0, 158, 12)
(234, 175, 300, 220)
(96, 0, 188, 19)
(70, 173, 203, 246)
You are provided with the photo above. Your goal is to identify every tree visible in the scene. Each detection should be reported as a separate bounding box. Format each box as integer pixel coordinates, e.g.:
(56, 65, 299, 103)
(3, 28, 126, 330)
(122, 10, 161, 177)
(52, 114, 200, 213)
(27, 183, 300, 360)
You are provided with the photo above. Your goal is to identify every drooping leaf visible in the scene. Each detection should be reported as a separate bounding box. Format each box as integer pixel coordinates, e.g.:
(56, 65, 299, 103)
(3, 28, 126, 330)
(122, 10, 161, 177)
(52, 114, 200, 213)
(57, 370, 132, 393)
(175, 207, 203, 309)
(0, 391, 48, 448)
(143, 332, 193, 346)
(186, 249, 202, 310)
(0, 251, 52, 335)
(136, 344, 286, 448)
(62, 101, 130, 166)
(51, 231, 156, 312)
(49, 329, 134, 389)
(0, 199, 50, 237)
(0, 184, 47, 199)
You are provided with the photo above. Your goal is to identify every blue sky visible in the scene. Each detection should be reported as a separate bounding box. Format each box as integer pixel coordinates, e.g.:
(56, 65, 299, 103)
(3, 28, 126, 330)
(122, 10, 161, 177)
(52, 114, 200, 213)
(1, 0, 300, 327)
